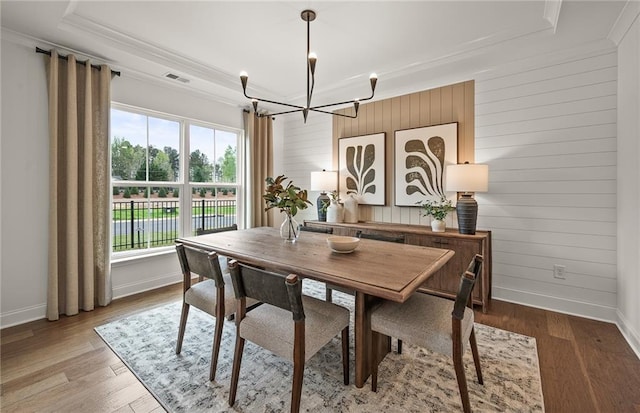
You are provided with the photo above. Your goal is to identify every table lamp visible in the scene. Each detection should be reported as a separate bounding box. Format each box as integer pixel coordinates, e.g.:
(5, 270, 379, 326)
(445, 162, 489, 235)
(310, 170, 337, 221)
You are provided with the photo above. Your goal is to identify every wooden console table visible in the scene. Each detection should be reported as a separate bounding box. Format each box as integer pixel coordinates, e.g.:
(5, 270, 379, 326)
(304, 220, 492, 313)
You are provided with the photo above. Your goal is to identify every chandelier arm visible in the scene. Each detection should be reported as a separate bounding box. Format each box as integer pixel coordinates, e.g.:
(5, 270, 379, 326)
(268, 108, 304, 117)
(246, 94, 306, 110)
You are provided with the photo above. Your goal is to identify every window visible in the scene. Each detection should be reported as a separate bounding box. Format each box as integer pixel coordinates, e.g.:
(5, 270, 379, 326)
(110, 104, 242, 255)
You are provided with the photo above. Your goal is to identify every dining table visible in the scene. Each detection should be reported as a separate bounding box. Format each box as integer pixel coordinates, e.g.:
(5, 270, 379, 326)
(176, 226, 454, 388)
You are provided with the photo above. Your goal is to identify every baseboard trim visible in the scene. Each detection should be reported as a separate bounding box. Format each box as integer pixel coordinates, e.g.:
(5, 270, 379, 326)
(0, 303, 47, 329)
(616, 310, 640, 360)
(112, 271, 182, 300)
(492, 286, 617, 323)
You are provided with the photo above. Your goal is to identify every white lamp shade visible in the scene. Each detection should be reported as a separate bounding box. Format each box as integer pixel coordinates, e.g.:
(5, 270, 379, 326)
(445, 163, 489, 192)
(310, 170, 337, 191)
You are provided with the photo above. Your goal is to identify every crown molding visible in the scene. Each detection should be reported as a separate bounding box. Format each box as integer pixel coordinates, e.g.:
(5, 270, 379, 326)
(57, 7, 265, 98)
(607, 0, 640, 46)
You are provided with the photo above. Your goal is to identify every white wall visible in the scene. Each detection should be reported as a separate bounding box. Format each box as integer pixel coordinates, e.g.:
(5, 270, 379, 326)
(0, 32, 245, 327)
(475, 47, 619, 321)
(275, 114, 333, 226)
(278, 44, 622, 323)
(1, 37, 50, 327)
(616, 14, 640, 355)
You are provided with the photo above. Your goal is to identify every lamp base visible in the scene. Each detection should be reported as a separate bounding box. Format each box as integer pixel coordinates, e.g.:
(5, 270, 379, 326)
(316, 192, 330, 221)
(456, 193, 478, 235)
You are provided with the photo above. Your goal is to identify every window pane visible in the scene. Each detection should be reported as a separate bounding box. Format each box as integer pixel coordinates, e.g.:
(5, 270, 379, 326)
(148, 117, 180, 182)
(190, 125, 215, 183)
(111, 109, 146, 181)
(216, 130, 237, 183)
(191, 186, 237, 234)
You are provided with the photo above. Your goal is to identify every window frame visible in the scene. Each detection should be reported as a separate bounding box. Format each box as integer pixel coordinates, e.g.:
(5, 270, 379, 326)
(110, 102, 244, 259)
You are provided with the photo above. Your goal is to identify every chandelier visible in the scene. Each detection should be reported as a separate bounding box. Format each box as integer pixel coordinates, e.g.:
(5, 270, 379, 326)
(240, 9, 377, 123)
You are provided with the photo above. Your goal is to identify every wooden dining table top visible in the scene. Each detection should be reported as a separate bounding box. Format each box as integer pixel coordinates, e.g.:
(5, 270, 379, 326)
(177, 226, 454, 303)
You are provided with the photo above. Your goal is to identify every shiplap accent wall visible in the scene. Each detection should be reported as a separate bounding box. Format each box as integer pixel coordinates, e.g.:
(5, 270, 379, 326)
(279, 114, 334, 225)
(475, 49, 618, 320)
(332, 81, 475, 228)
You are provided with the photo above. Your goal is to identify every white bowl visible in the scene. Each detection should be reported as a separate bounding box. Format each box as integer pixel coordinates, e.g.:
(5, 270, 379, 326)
(327, 236, 360, 253)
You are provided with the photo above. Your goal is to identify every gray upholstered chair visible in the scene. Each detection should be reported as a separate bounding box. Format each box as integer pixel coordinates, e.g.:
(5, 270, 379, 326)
(196, 223, 238, 236)
(299, 225, 333, 234)
(174, 243, 257, 381)
(370, 254, 484, 413)
(195, 224, 237, 275)
(227, 260, 350, 413)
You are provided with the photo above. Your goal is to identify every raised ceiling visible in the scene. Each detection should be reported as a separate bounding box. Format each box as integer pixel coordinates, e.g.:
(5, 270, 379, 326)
(0, 1, 629, 111)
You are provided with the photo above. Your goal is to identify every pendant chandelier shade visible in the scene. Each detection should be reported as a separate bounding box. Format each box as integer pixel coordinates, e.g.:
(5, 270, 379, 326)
(240, 9, 378, 123)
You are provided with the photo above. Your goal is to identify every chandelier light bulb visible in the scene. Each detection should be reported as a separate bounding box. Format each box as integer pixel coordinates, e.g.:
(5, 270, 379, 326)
(240, 71, 248, 78)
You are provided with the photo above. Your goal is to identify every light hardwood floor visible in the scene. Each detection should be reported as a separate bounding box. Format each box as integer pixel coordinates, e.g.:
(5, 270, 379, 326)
(2, 283, 639, 412)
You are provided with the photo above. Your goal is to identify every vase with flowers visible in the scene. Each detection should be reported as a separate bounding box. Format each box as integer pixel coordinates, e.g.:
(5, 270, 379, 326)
(263, 175, 312, 242)
(418, 196, 455, 233)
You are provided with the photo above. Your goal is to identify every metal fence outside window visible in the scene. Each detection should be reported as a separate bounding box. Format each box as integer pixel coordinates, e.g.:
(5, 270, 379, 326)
(112, 199, 237, 251)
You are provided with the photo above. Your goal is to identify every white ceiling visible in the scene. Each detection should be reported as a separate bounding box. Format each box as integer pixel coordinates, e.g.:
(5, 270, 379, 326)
(0, 1, 629, 112)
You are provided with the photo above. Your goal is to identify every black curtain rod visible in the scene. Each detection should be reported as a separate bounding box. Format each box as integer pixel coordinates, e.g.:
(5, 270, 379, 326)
(243, 108, 275, 120)
(36, 47, 121, 77)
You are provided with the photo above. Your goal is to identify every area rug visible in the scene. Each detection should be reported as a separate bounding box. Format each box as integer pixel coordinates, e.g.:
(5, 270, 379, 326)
(95, 280, 544, 412)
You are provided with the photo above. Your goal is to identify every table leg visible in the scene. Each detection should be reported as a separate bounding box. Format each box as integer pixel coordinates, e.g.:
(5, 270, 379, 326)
(354, 292, 389, 388)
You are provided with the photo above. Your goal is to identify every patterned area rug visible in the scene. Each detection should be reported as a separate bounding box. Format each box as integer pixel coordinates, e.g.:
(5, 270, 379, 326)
(95, 280, 544, 412)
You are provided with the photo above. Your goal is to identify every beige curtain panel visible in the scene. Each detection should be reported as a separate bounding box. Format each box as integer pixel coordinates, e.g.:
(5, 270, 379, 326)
(45, 50, 113, 320)
(244, 111, 273, 228)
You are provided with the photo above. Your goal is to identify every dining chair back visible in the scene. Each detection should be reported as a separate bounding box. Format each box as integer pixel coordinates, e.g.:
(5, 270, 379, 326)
(356, 230, 405, 244)
(175, 242, 257, 381)
(196, 223, 238, 236)
(299, 225, 334, 234)
(370, 254, 484, 413)
(227, 260, 350, 413)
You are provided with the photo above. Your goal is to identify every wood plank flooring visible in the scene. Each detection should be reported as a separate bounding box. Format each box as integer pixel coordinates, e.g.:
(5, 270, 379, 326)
(2, 284, 639, 412)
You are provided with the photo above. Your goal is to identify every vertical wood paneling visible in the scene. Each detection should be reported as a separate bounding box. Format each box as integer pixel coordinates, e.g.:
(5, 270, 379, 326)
(332, 80, 474, 221)
(475, 49, 617, 318)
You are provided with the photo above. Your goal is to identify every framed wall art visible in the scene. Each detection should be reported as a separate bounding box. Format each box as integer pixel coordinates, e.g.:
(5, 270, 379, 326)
(394, 123, 458, 206)
(338, 133, 386, 205)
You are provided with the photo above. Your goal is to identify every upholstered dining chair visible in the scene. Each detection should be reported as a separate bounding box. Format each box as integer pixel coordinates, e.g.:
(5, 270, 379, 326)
(174, 243, 257, 381)
(196, 223, 238, 236)
(195, 224, 237, 275)
(227, 260, 350, 413)
(369, 254, 484, 413)
(299, 225, 333, 234)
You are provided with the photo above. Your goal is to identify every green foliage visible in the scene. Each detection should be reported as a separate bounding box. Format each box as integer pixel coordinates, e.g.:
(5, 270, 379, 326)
(190, 150, 214, 182)
(111, 137, 145, 180)
(217, 145, 237, 183)
(123, 188, 131, 198)
(130, 187, 139, 194)
(263, 175, 312, 217)
(192, 187, 196, 194)
(199, 188, 206, 197)
(158, 188, 167, 198)
(418, 196, 455, 221)
(113, 187, 121, 196)
(143, 188, 148, 197)
(172, 188, 179, 197)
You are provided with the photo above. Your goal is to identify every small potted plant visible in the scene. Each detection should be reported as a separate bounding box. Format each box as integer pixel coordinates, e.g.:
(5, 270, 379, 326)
(263, 175, 312, 242)
(418, 196, 455, 233)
